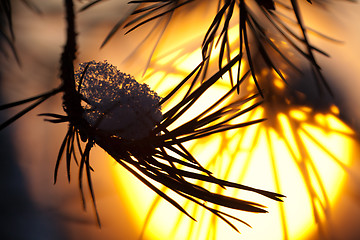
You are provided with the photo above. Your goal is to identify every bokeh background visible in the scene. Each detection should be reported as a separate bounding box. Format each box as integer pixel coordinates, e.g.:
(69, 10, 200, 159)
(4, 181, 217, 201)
(1, 0, 360, 239)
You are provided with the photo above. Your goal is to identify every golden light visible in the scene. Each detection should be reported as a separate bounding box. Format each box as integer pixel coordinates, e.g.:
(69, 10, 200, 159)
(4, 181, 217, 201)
(3, 1, 360, 240)
(111, 98, 356, 239)
(108, 41, 357, 240)
(106, 9, 358, 240)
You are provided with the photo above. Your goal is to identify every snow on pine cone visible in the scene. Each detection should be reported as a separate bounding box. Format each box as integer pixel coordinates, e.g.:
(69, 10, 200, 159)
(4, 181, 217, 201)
(74, 60, 162, 140)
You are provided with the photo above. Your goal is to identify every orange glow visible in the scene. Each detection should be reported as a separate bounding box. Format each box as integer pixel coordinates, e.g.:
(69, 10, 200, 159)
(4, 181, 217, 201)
(273, 78, 286, 90)
(289, 109, 307, 121)
(109, 19, 357, 240)
(330, 105, 340, 115)
(111, 102, 356, 239)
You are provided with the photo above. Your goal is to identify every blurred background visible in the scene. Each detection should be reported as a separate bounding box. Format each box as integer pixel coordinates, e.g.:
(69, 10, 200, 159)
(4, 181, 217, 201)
(1, 0, 360, 239)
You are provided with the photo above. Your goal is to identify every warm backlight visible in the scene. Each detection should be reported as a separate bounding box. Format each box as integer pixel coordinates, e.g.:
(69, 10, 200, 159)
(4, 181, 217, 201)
(110, 23, 356, 240)
(112, 103, 355, 240)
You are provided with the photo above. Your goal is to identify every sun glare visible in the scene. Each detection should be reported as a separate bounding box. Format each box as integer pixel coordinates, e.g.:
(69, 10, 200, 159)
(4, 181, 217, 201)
(110, 20, 357, 240)
(112, 99, 355, 239)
